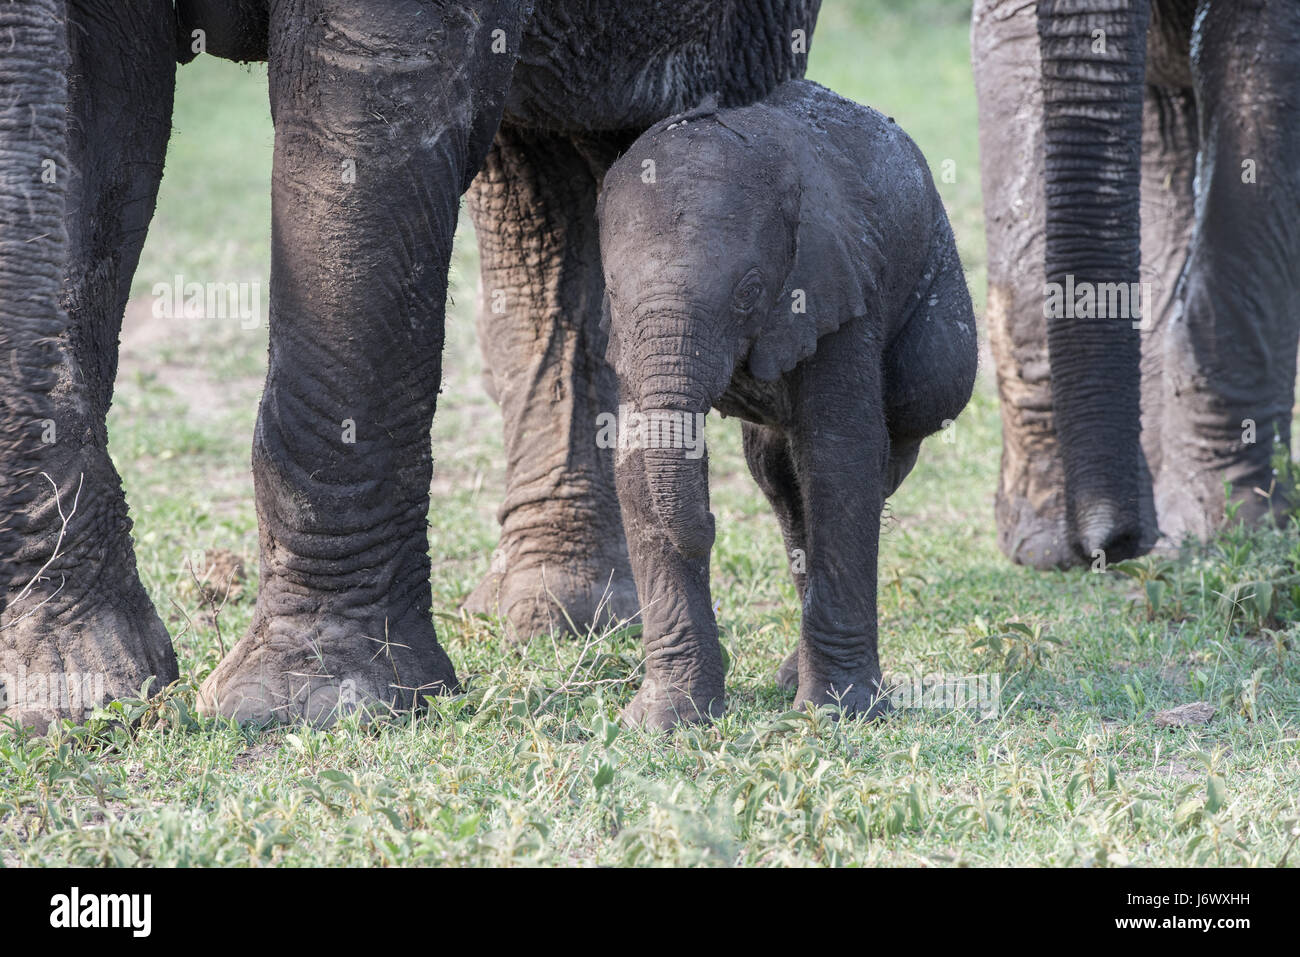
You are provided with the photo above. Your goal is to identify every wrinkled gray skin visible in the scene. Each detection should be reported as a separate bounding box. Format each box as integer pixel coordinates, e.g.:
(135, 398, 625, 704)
(0, 0, 821, 729)
(1, 0, 180, 730)
(975, 0, 1300, 569)
(598, 80, 977, 730)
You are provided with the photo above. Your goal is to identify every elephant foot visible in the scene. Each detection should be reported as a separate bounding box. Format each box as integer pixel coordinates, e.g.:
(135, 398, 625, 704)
(775, 649, 799, 692)
(1155, 461, 1284, 548)
(995, 490, 1076, 570)
(620, 676, 724, 732)
(794, 673, 892, 721)
(197, 610, 457, 727)
(1, 584, 177, 734)
(463, 542, 640, 641)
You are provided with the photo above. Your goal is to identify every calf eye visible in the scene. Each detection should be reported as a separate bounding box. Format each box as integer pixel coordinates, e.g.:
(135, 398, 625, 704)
(732, 269, 765, 315)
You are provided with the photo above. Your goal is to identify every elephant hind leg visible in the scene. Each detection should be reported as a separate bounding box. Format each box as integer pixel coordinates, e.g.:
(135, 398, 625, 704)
(882, 225, 978, 497)
(463, 125, 640, 641)
(741, 423, 806, 692)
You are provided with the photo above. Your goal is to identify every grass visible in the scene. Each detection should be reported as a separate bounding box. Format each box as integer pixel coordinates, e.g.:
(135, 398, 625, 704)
(2, 0, 1297, 867)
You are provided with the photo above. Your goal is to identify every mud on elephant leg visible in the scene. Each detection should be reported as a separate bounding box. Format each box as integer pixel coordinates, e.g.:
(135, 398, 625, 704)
(973, 0, 1073, 570)
(464, 125, 639, 641)
(1154, 0, 1300, 544)
(1, 0, 178, 732)
(741, 424, 806, 693)
(198, 0, 522, 725)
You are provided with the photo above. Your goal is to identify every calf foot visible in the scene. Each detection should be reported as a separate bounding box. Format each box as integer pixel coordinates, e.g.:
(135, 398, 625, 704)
(198, 608, 456, 727)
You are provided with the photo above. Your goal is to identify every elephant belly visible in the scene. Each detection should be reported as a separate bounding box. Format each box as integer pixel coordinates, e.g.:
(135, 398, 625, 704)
(503, 0, 820, 132)
(504, 0, 719, 130)
(1147, 0, 1197, 88)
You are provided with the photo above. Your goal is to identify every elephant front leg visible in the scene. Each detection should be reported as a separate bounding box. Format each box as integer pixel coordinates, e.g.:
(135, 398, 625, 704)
(613, 426, 723, 731)
(198, 0, 522, 725)
(972, 0, 1074, 570)
(1155, 2, 1300, 543)
(1136, 81, 1197, 536)
(1, 0, 179, 731)
(464, 125, 639, 640)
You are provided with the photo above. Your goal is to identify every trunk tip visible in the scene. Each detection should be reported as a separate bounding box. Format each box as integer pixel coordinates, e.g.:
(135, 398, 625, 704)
(1073, 500, 1144, 565)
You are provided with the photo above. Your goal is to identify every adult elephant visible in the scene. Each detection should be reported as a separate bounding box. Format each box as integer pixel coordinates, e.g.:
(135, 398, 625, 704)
(973, 0, 1300, 569)
(0, 0, 821, 729)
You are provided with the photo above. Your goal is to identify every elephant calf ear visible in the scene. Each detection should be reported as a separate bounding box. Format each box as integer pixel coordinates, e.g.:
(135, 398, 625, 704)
(747, 217, 873, 382)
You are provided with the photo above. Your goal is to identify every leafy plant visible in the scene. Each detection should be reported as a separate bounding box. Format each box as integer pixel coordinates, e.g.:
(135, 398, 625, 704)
(1215, 575, 1300, 631)
(965, 618, 1062, 672)
(1109, 557, 1179, 620)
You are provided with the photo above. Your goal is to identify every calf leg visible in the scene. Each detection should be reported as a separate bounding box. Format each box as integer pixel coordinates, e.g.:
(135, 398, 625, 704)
(741, 423, 806, 691)
(787, 329, 891, 718)
(883, 225, 978, 491)
(614, 386, 723, 731)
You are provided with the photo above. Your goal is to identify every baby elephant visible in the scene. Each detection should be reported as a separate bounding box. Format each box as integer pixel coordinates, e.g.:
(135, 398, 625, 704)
(597, 79, 977, 730)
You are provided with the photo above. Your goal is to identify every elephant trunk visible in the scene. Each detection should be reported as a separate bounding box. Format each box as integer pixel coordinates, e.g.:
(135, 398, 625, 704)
(1038, 0, 1150, 563)
(629, 309, 731, 558)
(643, 440, 713, 557)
